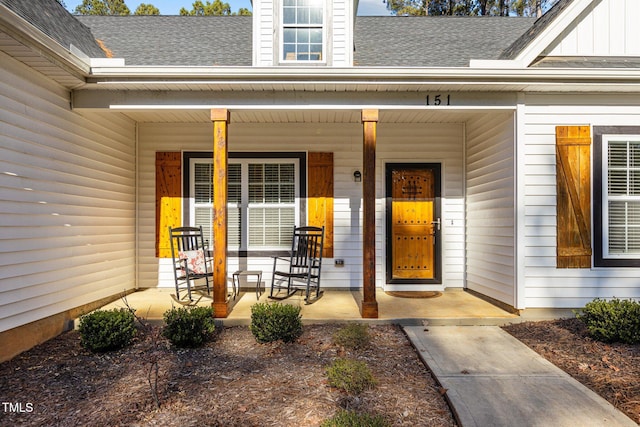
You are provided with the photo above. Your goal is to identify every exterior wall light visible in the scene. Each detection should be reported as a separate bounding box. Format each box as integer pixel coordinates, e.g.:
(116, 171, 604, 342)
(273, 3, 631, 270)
(353, 170, 362, 182)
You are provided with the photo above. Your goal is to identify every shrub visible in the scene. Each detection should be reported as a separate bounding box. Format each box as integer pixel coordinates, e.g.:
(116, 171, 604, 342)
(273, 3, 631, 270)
(576, 298, 640, 344)
(333, 323, 370, 350)
(326, 358, 377, 395)
(321, 409, 390, 427)
(162, 306, 216, 348)
(250, 302, 303, 343)
(78, 308, 137, 352)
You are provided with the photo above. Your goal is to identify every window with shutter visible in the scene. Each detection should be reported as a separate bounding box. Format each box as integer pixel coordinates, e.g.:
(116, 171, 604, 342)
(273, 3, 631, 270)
(594, 126, 640, 267)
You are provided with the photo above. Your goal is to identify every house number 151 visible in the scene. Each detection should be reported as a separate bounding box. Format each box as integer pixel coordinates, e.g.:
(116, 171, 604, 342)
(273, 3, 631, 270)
(425, 94, 451, 106)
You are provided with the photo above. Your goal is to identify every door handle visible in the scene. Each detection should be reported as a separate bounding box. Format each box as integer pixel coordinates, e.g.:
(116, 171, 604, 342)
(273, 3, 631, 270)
(431, 218, 441, 231)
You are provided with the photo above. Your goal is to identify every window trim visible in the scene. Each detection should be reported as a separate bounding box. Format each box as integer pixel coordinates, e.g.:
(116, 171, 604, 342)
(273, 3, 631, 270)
(594, 126, 640, 267)
(280, 0, 326, 64)
(182, 152, 307, 256)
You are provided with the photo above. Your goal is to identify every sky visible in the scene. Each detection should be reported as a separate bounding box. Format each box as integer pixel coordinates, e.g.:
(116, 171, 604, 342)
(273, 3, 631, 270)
(65, 0, 392, 16)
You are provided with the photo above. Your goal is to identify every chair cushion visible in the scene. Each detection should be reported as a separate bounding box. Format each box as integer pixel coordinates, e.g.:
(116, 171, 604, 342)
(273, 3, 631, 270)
(179, 249, 207, 275)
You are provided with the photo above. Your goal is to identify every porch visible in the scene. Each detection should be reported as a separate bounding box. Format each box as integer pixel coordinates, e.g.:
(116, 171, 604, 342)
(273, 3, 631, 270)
(98, 288, 566, 326)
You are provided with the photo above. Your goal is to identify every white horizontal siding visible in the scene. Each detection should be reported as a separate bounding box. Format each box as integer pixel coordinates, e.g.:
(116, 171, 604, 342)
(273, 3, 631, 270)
(138, 121, 465, 292)
(521, 93, 640, 308)
(465, 112, 516, 306)
(0, 52, 137, 333)
(545, 0, 640, 56)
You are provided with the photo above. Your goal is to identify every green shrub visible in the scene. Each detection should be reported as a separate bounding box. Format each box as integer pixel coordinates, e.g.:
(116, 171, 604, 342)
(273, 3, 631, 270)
(326, 358, 377, 395)
(576, 298, 640, 344)
(78, 308, 137, 352)
(333, 323, 370, 350)
(162, 306, 216, 348)
(321, 409, 390, 427)
(250, 302, 303, 343)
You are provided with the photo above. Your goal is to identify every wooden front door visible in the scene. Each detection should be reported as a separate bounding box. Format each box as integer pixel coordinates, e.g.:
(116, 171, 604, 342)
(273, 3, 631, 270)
(386, 164, 441, 283)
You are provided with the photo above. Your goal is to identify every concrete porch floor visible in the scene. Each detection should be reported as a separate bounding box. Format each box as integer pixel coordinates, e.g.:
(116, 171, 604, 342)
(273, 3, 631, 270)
(100, 287, 572, 326)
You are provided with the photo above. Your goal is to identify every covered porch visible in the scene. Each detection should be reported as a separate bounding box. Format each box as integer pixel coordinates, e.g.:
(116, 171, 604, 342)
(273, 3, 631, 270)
(100, 287, 529, 325)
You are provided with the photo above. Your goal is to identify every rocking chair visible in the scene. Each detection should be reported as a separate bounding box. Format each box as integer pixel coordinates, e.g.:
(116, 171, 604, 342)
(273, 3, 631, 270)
(270, 226, 325, 304)
(169, 226, 212, 304)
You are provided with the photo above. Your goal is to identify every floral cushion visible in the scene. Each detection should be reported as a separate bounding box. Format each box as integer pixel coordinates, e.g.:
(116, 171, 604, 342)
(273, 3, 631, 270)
(178, 250, 207, 275)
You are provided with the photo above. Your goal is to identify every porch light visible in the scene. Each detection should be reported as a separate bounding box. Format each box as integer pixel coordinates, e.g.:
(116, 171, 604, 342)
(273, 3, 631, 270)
(353, 170, 362, 182)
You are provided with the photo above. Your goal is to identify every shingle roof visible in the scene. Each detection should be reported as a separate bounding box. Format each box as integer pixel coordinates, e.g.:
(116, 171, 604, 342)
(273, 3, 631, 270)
(499, 0, 575, 60)
(1, 0, 106, 58)
(77, 16, 253, 66)
(77, 15, 536, 68)
(354, 16, 536, 67)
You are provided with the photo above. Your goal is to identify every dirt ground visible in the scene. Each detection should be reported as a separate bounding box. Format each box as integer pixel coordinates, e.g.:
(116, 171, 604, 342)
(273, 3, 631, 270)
(0, 324, 456, 426)
(1, 318, 638, 426)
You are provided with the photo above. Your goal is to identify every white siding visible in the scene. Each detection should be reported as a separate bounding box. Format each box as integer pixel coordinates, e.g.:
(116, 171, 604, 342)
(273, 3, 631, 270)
(465, 112, 516, 306)
(138, 121, 465, 291)
(330, 0, 353, 66)
(0, 52, 137, 332)
(253, 0, 275, 66)
(544, 0, 640, 56)
(521, 94, 640, 308)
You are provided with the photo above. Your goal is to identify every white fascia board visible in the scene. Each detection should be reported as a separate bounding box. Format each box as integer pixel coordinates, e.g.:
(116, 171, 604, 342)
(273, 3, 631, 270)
(86, 65, 640, 82)
(90, 58, 126, 67)
(512, 0, 593, 67)
(469, 59, 527, 69)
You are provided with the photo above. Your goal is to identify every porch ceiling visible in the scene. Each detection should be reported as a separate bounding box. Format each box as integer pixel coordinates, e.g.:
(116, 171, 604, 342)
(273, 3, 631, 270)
(112, 108, 497, 124)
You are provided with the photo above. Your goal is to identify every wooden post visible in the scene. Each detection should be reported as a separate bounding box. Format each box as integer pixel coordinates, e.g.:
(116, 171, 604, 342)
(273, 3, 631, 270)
(211, 109, 230, 318)
(361, 109, 379, 318)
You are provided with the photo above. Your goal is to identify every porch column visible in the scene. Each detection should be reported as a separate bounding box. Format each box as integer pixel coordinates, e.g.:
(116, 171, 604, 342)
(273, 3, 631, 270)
(361, 109, 379, 318)
(211, 109, 230, 318)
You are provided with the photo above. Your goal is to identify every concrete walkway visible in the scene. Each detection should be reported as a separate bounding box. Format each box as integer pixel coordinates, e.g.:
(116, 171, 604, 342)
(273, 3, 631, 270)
(403, 326, 638, 427)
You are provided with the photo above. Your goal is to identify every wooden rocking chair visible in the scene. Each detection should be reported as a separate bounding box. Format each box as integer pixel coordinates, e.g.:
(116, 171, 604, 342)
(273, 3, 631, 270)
(270, 226, 325, 304)
(169, 226, 212, 305)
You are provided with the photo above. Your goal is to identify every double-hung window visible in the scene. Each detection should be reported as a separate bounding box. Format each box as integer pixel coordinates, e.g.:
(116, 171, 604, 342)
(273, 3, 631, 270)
(282, 0, 324, 62)
(594, 127, 640, 266)
(189, 155, 300, 252)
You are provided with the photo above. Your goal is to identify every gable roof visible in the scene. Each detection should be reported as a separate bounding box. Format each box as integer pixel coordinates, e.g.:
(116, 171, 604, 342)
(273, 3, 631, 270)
(0, 0, 105, 58)
(78, 15, 536, 68)
(77, 16, 252, 66)
(500, 0, 575, 60)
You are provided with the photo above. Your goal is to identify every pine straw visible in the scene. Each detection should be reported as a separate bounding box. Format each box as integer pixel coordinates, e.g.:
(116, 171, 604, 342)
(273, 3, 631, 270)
(0, 324, 456, 426)
(503, 318, 640, 424)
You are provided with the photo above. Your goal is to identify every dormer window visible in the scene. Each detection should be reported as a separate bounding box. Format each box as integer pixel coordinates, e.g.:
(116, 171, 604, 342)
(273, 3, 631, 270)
(282, 0, 324, 62)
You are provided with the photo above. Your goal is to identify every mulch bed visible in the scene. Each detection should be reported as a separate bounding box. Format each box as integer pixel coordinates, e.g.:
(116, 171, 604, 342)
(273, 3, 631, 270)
(503, 318, 640, 425)
(0, 324, 456, 426)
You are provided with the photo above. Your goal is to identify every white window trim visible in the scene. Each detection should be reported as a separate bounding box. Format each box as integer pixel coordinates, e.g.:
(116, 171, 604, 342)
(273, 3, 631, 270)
(280, 0, 326, 64)
(601, 134, 640, 259)
(189, 157, 300, 251)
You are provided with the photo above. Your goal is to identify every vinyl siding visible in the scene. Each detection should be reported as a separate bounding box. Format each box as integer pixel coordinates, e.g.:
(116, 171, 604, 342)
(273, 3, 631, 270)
(138, 121, 465, 291)
(0, 52, 136, 333)
(521, 94, 640, 308)
(544, 0, 640, 56)
(465, 112, 516, 306)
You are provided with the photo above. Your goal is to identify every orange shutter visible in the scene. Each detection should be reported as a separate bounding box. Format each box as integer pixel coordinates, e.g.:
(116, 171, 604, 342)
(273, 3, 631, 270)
(308, 152, 334, 258)
(156, 152, 182, 258)
(556, 126, 592, 268)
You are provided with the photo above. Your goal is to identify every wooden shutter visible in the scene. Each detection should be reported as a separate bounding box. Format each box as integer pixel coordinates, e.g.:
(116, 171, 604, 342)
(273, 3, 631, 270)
(308, 152, 334, 258)
(156, 152, 182, 258)
(556, 126, 592, 268)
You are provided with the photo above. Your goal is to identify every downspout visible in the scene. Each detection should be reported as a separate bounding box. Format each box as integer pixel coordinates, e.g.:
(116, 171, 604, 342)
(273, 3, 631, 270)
(515, 93, 526, 310)
(135, 122, 140, 290)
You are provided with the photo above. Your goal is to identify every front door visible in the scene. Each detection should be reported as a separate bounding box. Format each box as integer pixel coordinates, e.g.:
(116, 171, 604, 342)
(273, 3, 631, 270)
(386, 164, 441, 283)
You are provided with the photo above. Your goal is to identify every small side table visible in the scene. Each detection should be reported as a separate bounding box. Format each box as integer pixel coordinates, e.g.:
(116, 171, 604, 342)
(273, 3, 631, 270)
(232, 270, 263, 300)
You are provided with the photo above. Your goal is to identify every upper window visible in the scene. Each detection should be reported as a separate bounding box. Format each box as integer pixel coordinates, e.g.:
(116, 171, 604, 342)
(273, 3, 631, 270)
(282, 0, 323, 62)
(184, 152, 305, 253)
(594, 126, 640, 267)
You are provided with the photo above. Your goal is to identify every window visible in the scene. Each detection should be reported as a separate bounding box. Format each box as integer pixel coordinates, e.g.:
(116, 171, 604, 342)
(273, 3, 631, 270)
(185, 153, 305, 253)
(594, 126, 640, 267)
(282, 0, 323, 62)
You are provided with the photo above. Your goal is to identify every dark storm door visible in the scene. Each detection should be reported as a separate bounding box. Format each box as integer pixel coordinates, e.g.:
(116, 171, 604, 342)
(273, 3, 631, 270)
(386, 164, 441, 283)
